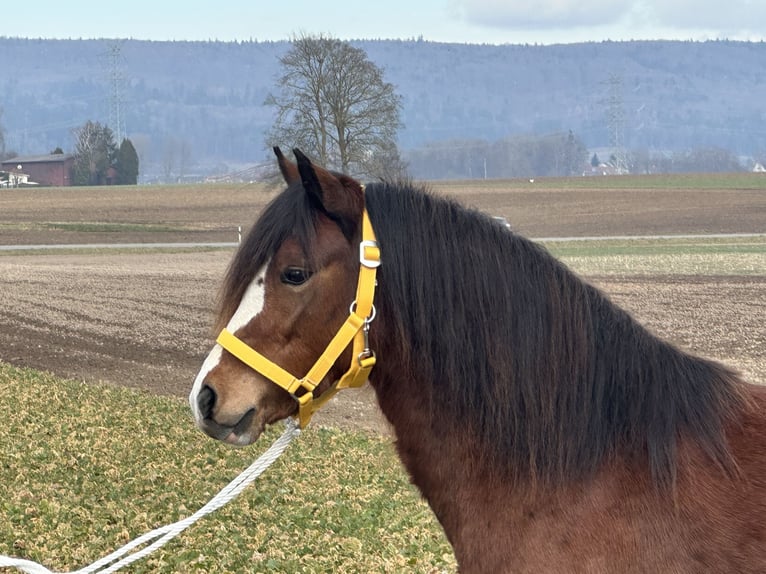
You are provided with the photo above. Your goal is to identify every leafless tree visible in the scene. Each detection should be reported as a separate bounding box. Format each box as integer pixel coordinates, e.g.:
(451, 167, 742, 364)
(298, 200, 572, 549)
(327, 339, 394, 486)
(129, 133, 151, 182)
(161, 137, 178, 182)
(72, 121, 117, 185)
(179, 139, 193, 180)
(0, 107, 6, 159)
(266, 34, 404, 178)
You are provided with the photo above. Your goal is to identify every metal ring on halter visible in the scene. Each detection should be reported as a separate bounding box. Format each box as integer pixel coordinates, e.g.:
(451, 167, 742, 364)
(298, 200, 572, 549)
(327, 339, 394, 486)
(357, 348, 376, 365)
(348, 301, 377, 322)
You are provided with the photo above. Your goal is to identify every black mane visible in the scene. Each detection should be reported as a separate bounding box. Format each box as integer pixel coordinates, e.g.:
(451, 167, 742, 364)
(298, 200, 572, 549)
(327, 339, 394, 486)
(364, 181, 745, 489)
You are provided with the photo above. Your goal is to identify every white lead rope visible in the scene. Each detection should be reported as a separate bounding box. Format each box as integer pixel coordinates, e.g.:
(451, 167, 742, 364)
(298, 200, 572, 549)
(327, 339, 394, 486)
(0, 419, 301, 574)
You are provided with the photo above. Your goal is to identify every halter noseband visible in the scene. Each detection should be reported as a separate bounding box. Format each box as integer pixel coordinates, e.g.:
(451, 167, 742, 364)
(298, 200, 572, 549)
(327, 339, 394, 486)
(215, 205, 380, 429)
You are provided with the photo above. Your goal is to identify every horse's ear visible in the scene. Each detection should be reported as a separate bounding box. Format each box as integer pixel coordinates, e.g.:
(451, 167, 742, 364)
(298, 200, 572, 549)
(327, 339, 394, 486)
(274, 146, 300, 184)
(293, 148, 364, 224)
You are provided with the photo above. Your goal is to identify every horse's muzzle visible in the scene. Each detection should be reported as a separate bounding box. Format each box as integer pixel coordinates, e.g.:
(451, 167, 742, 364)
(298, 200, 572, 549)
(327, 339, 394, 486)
(195, 385, 259, 446)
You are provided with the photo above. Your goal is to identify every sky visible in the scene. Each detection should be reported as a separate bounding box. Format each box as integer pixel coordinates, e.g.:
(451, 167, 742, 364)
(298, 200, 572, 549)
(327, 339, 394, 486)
(7, 0, 766, 45)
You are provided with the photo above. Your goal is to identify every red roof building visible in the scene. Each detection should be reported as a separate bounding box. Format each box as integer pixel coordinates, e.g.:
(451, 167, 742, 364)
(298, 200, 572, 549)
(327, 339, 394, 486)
(1, 154, 75, 187)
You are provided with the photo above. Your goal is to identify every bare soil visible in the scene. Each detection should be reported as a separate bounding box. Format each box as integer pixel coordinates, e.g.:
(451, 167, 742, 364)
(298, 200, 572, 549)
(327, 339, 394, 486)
(0, 183, 763, 434)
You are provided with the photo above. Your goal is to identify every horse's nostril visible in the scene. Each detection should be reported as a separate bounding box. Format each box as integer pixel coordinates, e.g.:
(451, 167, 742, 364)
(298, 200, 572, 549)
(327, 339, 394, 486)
(198, 384, 217, 419)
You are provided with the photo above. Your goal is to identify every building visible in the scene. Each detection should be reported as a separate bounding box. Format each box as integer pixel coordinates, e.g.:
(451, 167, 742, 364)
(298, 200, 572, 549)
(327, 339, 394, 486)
(0, 170, 30, 187)
(1, 154, 75, 187)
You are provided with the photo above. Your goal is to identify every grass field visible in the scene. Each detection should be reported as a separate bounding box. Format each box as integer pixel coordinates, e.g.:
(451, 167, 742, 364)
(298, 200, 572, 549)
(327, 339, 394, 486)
(2, 236, 764, 277)
(0, 363, 455, 574)
(548, 235, 766, 276)
(432, 172, 766, 192)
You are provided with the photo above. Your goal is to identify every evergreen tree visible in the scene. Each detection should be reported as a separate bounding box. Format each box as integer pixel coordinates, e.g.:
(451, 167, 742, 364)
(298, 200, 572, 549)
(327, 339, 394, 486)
(562, 130, 587, 176)
(115, 138, 139, 184)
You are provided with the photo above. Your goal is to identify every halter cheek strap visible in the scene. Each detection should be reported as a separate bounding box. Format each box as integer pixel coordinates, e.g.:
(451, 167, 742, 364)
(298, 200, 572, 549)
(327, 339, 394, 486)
(216, 207, 380, 429)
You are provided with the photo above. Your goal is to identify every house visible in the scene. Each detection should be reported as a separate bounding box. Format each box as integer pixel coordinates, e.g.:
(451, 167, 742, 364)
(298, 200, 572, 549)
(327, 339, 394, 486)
(1, 153, 75, 187)
(0, 170, 31, 187)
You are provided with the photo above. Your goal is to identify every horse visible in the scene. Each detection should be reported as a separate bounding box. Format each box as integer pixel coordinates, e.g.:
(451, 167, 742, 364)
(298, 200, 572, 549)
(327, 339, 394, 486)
(190, 148, 766, 573)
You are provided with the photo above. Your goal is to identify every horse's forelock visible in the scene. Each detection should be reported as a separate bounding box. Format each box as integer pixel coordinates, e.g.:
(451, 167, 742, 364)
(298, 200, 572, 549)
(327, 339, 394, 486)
(214, 184, 319, 333)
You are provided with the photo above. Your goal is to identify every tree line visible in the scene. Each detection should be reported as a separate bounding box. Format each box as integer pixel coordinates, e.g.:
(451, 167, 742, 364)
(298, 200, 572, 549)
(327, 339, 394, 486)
(407, 131, 588, 179)
(624, 147, 754, 175)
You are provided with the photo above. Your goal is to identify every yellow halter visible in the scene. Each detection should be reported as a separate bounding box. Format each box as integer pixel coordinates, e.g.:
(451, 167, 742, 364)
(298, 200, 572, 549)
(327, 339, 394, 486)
(216, 207, 380, 428)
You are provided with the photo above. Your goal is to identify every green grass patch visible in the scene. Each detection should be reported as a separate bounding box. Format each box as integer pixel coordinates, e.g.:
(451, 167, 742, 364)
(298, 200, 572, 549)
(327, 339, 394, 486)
(0, 363, 454, 573)
(0, 222, 193, 234)
(0, 246, 234, 257)
(544, 235, 766, 276)
(536, 172, 766, 190)
(545, 235, 766, 258)
(435, 172, 766, 191)
(42, 222, 188, 233)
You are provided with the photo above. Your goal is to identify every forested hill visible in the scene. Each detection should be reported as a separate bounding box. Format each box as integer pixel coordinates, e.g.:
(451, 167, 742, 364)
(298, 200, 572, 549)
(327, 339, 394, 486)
(1, 37, 764, 178)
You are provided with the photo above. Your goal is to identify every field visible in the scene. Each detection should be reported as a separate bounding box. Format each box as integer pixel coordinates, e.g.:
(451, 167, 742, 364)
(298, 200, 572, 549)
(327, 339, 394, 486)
(0, 364, 454, 573)
(0, 174, 764, 571)
(1, 176, 764, 415)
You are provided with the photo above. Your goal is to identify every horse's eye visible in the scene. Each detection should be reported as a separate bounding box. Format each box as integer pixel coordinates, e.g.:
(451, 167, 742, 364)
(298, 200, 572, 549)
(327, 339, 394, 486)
(280, 267, 311, 286)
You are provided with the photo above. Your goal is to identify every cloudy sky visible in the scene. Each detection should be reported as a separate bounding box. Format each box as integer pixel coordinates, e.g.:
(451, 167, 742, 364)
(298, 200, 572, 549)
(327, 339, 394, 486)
(9, 0, 766, 44)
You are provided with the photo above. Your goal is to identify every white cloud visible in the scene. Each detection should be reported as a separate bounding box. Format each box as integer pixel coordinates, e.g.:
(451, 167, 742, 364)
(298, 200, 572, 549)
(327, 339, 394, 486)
(647, 0, 766, 31)
(453, 0, 766, 37)
(453, 0, 635, 29)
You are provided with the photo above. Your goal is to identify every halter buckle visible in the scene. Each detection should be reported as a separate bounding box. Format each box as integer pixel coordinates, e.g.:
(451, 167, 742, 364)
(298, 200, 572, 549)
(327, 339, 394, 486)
(359, 240, 381, 268)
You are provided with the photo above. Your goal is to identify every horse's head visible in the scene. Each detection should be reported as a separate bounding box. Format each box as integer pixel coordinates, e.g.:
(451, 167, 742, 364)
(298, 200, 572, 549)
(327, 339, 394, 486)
(189, 148, 373, 445)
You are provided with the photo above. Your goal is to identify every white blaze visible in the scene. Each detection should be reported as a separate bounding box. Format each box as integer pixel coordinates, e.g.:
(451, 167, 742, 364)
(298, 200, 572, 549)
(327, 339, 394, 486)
(189, 264, 268, 421)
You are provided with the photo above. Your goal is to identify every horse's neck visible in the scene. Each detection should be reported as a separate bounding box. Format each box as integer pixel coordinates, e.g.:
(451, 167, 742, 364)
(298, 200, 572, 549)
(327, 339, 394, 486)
(370, 369, 603, 571)
(370, 371, 482, 540)
(369, 368, 522, 538)
(370, 369, 766, 573)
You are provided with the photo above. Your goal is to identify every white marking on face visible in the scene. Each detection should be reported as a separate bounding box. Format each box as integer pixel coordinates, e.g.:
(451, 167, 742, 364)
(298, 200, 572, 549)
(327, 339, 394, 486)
(189, 345, 223, 421)
(189, 263, 268, 422)
(226, 268, 268, 333)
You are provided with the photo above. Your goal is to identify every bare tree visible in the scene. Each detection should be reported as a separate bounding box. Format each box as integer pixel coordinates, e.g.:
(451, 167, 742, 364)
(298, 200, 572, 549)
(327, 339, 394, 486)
(0, 107, 7, 160)
(129, 133, 151, 182)
(179, 139, 193, 180)
(72, 120, 117, 185)
(161, 137, 178, 182)
(266, 34, 404, 177)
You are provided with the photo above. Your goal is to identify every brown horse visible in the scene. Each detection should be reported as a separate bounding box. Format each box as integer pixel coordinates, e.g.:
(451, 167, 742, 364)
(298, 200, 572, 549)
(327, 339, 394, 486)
(190, 148, 766, 573)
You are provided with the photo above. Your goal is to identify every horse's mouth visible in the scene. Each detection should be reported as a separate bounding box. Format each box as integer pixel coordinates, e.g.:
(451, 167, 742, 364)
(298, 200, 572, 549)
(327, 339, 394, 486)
(199, 407, 264, 447)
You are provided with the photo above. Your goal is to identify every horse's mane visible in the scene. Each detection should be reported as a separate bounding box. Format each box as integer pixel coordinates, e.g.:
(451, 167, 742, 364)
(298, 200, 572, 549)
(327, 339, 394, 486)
(364, 181, 746, 489)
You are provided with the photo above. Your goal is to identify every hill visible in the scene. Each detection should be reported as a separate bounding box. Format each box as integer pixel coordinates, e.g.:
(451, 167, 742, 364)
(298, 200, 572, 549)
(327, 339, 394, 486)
(1, 38, 765, 178)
